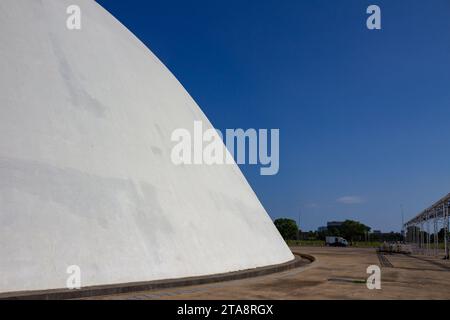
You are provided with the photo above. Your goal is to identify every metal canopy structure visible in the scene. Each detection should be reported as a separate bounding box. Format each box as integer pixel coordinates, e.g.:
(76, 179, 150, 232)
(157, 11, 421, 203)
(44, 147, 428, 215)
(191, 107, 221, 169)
(404, 193, 450, 259)
(405, 193, 450, 226)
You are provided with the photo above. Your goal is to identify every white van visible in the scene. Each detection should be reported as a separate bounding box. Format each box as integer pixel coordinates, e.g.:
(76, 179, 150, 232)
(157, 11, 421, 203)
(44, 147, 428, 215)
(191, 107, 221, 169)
(326, 236, 349, 247)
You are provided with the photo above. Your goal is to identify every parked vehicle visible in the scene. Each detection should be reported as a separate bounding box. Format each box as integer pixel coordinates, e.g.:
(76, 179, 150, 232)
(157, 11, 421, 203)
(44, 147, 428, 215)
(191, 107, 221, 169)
(326, 236, 349, 247)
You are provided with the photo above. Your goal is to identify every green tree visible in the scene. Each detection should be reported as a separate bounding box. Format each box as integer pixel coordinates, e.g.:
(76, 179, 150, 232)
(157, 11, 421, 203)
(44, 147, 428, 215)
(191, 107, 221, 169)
(339, 220, 371, 242)
(274, 218, 299, 240)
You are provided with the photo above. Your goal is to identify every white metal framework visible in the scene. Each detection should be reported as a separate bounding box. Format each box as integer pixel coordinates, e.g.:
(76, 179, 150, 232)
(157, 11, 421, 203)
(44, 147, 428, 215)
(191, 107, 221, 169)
(404, 193, 450, 259)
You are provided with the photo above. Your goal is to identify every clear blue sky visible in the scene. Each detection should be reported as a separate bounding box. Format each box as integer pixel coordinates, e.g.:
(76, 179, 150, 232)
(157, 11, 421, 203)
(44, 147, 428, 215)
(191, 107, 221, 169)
(97, 0, 450, 232)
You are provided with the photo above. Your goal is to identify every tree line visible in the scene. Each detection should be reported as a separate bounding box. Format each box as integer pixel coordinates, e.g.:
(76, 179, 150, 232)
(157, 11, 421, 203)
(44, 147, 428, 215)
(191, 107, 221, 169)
(273, 218, 401, 242)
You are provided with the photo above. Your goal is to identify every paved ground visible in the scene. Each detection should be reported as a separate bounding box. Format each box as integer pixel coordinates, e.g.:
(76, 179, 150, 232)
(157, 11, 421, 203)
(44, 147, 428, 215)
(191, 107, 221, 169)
(89, 247, 450, 300)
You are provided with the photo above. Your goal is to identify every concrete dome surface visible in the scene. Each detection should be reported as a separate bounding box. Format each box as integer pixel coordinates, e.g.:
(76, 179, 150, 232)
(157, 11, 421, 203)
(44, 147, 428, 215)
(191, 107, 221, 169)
(0, 0, 293, 293)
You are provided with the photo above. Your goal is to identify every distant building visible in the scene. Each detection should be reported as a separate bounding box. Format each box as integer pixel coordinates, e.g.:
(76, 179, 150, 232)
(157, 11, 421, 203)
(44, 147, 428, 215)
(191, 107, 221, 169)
(371, 231, 402, 242)
(317, 221, 344, 232)
(327, 221, 344, 228)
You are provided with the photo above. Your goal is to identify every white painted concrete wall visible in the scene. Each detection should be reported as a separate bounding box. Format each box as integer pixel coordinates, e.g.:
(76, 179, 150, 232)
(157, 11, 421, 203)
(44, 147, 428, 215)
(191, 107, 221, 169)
(0, 0, 293, 293)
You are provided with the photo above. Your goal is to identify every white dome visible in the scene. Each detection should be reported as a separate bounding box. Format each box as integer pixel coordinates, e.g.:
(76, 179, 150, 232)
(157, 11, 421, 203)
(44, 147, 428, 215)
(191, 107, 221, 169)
(0, 0, 293, 293)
